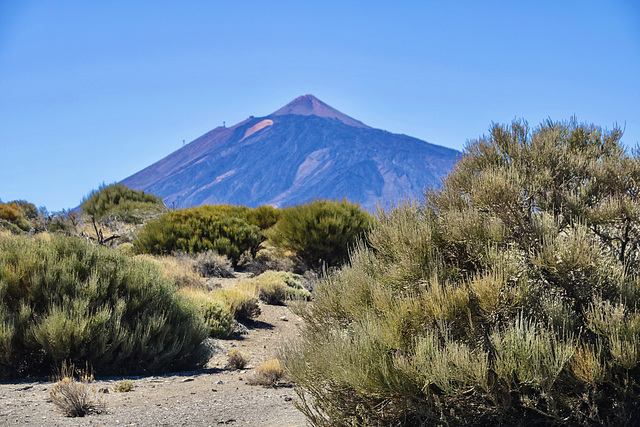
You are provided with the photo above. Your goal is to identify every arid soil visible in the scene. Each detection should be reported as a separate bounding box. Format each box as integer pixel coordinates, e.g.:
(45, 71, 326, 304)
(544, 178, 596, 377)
(0, 296, 309, 426)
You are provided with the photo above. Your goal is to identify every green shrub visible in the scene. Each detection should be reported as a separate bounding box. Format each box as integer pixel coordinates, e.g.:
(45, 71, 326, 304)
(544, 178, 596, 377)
(282, 119, 640, 426)
(133, 205, 263, 266)
(245, 205, 281, 230)
(81, 183, 166, 223)
(0, 234, 208, 378)
(266, 199, 372, 269)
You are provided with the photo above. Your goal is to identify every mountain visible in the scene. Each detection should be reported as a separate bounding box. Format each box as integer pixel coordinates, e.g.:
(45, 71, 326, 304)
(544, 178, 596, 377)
(120, 95, 460, 211)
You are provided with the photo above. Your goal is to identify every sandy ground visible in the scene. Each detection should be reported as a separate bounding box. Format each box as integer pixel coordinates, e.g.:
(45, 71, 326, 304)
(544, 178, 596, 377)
(0, 301, 309, 427)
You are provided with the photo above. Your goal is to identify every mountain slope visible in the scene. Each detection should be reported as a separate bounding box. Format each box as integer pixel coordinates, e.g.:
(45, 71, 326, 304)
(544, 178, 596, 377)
(121, 95, 460, 211)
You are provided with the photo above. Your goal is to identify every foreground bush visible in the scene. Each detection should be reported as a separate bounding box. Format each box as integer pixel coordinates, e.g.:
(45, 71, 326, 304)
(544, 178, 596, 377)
(81, 183, 166, 224)
(282, 119, 640, 426)
(50, 362, 104, 417)
(133, 205, 264, 266)
(267, 199, 372, 269)
(0, 234, 208, 378)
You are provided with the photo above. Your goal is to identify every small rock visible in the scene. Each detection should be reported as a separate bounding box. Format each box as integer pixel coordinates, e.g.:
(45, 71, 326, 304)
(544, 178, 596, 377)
(216, 380, 225, 385)
(284, 396, 293, 402)
(181, 377, 195, 383)
(280, 316, 289, 321)
(211, 389, 218, 392)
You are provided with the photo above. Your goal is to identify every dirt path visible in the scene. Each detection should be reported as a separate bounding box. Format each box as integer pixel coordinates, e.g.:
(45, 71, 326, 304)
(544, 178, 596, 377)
(0, 303, 309, 426)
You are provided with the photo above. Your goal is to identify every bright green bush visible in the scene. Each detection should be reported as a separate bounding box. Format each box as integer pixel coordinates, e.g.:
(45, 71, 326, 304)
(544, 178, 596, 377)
(133, 205, 264, 266)
(81, 183, 166, 223)
(0, 234, 208, 378)
(282, 119, 640, 426)
(266, 199, 372, 269)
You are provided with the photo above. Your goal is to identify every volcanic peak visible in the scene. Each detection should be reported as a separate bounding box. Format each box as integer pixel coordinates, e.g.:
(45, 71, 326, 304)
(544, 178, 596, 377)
(269, 94, 369, 129)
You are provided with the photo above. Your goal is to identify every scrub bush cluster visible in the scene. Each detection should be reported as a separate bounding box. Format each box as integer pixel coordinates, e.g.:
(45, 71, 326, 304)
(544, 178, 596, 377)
(282, 119, 640, 426)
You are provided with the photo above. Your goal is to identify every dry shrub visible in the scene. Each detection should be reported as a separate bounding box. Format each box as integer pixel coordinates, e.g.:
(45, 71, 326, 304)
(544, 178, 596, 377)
(249, 358, 285, 386)
(50, 363, 104, 417)
(241, 271, 311, 305)
(113, 379, 134, 393)
(195, 251, 235, 278)
(136, 253, 203, 288)
(227, 348, 250, 369)
(217, 287, 261, 320)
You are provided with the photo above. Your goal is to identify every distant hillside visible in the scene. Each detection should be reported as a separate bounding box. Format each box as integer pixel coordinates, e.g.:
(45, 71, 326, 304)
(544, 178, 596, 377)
(121, 95, 460, 211)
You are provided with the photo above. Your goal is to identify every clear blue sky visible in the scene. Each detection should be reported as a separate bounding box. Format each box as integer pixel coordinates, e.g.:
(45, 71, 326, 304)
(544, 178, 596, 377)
(1, 0, 639, 211)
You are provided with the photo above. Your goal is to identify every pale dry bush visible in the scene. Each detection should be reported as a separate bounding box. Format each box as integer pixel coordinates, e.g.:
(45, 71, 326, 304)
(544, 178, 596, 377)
(195, 250, 235, 278)
(248, 358, 284, 386)
(227, 348, 250, 369)
(49, 363, 104, 417)
(135, 253, 203, 288)
(113, 379, 134, 393)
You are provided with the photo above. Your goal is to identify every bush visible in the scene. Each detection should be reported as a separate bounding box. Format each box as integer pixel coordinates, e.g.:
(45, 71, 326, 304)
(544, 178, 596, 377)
(227, 348, 250, 369)
(137, 253, 203, 288)
(266, 199, 372, 269)
(282, 119, 640, 426)
(113, 379, 134, 393)
(81, 183, 166, 224)
(49, 362, 104, 417)
(177, 287, 234, 338)
(133, 205, 263, 266)
(217, 288, 261, 320)
(0, 200, 38, 232)
(243, 271, 311, 305)
(249, 358, 284, 386)
(0, 234, 208, 378)
(195, 251, 235, 278)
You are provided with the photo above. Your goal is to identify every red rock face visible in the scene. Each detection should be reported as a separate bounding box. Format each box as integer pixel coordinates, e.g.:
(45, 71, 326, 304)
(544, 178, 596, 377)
(120, 95, 460, 211)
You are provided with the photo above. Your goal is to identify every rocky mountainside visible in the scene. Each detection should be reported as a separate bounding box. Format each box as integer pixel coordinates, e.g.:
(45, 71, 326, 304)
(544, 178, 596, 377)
(120, 95, 460, 211)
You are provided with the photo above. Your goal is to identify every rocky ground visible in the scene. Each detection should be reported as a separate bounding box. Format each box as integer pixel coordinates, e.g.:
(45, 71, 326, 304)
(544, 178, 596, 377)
(0, 300, 309, 426)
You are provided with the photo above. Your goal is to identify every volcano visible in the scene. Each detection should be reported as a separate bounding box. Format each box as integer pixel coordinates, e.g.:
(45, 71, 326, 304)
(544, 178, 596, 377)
(120, 95, 460, 211)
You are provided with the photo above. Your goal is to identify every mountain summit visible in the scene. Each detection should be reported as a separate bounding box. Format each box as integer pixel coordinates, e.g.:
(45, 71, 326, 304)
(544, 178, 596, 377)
(269, 94, 369, 129)
(120, 96, 460, 211)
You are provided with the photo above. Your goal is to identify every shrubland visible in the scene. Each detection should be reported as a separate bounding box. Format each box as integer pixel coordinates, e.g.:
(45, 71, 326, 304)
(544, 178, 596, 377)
(282, 119, 640, 426)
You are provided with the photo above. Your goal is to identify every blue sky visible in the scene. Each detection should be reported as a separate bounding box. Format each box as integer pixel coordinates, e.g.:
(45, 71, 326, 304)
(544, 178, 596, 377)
(1, 0, 639, 211)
